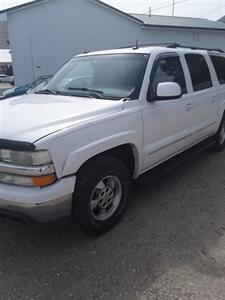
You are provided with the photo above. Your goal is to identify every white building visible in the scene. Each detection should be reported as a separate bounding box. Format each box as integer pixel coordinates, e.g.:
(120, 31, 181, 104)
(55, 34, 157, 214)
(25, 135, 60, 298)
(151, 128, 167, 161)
(1, 0, 225, 85)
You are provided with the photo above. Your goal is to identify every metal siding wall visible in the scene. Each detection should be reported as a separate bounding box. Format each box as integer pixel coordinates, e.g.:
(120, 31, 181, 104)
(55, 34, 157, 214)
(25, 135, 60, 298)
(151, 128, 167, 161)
(8, 14, 35, 85)
(7, 0, 225, 85)
(141, 26, 225, 51)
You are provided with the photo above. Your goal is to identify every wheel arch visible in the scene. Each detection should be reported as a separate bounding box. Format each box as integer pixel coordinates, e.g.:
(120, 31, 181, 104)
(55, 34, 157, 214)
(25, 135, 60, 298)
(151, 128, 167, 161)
(63, 143, 141, 179)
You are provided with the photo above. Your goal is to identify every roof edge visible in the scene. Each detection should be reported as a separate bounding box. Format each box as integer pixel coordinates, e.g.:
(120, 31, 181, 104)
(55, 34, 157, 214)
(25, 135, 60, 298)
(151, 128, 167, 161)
(0, 0, 47, 14)
(92, 0, 143, 24)
(132, 12, 210, 21)
(0, 0, 143, 25)
(141, 23, 225, 31)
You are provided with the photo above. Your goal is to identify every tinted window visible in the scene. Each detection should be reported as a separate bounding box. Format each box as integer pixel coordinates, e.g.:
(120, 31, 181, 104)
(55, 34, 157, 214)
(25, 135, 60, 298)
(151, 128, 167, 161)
(210, 55, 225, 85)
(150, 56, 187, 96)
(185, 54, 212, 91)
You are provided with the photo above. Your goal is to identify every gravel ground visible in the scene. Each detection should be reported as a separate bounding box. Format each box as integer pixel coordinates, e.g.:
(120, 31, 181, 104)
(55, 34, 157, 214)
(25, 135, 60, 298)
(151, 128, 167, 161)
(0, 150, 225, 300)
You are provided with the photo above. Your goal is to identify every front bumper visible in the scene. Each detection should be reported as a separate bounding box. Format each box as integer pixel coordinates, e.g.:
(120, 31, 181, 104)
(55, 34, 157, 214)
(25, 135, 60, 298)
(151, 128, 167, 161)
(0, 176, 76, 223)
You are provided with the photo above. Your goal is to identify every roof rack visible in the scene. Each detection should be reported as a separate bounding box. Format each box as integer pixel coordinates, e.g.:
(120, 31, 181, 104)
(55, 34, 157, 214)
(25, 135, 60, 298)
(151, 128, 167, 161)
(167, 43, 225, 53)
(117, 42, 175, 50)
(117, 42, 225, 53)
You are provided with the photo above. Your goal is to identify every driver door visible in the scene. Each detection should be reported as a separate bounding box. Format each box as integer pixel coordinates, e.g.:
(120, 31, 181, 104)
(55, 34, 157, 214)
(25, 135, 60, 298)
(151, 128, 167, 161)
(142, 53, 194, 170)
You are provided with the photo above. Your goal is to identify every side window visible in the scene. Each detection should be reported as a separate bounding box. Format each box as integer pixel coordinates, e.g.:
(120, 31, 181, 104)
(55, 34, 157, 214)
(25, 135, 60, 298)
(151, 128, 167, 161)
(150, 55, 187, 97)
(185, 54, 212, 92)
(210, 55, 225, 85)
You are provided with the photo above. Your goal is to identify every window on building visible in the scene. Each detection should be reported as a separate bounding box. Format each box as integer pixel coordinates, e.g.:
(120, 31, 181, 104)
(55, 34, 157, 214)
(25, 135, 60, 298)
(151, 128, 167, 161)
(150, 55, 187, 96)
(210, 55, 225, 85)
(193, 32, 200, 41)
(185, 54, 212, 91)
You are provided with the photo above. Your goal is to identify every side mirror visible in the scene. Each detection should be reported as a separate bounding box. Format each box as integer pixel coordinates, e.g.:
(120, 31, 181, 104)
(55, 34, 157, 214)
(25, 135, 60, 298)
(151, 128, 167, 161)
(156, 82, 182, 100)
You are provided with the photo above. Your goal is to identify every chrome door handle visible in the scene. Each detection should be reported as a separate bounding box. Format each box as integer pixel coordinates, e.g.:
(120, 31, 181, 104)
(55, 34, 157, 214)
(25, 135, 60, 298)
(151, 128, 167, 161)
(186, 103, 193, 111)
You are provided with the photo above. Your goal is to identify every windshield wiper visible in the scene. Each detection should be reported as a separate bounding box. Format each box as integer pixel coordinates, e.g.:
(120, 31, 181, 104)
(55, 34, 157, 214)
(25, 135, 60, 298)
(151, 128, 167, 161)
(67, 87, 104, 99)
(35, 88, 58, 95)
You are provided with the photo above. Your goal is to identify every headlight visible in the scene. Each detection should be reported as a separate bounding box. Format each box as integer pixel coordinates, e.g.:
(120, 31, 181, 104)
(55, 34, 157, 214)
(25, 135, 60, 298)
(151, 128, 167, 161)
(0, 149, 57, 187)
(0, 149, 52, 166)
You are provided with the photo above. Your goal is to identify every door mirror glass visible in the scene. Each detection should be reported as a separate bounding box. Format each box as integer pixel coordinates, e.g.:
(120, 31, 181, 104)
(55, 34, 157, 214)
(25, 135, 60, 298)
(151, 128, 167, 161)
(156, 82, 182, 100)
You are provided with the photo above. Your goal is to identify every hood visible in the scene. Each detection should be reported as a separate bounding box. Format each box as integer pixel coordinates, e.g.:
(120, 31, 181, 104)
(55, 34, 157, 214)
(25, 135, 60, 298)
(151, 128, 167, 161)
(0, 93, 124, 143)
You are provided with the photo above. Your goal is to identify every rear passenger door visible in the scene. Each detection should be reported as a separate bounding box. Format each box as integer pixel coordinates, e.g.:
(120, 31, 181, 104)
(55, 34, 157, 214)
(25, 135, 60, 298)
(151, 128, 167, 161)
(184, 53, 218, 142)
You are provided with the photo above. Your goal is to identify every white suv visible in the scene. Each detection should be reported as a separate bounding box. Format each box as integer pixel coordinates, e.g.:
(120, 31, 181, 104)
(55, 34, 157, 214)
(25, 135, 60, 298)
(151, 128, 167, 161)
(0, 44, 225, 235)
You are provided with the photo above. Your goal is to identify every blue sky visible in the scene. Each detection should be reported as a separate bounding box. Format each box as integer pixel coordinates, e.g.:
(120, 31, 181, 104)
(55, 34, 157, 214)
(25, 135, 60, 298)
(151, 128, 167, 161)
(0, 0, 224, 20)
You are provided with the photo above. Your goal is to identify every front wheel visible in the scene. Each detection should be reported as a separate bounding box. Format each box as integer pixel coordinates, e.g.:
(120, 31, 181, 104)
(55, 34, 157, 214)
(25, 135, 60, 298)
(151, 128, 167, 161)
(211, 117, 225, 152)
(72, 156, 131, 236)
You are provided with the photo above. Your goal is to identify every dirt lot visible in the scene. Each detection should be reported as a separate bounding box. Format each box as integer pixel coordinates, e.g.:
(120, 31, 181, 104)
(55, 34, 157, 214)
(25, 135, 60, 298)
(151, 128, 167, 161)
(0, 150, 225, 300)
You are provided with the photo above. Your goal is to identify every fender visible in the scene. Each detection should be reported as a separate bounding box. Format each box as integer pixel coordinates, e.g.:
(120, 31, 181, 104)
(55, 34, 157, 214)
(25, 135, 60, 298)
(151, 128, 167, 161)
(62, 131, 142, 178)
(39, 107, 144, 179)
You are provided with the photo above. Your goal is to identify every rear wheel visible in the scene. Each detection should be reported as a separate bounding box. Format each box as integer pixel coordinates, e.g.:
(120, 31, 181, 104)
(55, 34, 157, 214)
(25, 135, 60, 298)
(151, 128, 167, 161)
(211, 117, 225, 152)
(72, 156, 131, 236)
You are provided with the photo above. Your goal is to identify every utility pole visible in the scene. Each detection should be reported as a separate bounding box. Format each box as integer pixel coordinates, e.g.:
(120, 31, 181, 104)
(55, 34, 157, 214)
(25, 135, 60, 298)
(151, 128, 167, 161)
(172, 0, 175, 16)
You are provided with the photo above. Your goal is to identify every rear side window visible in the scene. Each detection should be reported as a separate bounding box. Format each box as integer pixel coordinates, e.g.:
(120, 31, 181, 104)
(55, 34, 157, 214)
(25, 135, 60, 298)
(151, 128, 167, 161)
(185, 54, 212, 92)
(210, 55, 225, 85)
(150, 55, 187, 95)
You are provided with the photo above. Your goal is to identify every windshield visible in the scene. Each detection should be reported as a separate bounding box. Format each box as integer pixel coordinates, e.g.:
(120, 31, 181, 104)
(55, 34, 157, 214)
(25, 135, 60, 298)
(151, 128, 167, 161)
(45, 54, 149, 100)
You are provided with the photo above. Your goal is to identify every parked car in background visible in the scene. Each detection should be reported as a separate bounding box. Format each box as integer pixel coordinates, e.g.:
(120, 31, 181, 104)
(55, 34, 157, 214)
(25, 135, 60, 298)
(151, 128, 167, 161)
(1, 84, 30, 99)
(1, 75, 52, 99)
(0, 74, 14, 84)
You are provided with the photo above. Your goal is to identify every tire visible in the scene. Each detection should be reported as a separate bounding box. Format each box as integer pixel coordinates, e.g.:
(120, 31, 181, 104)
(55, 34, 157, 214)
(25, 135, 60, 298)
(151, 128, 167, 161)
(211, 117, 225, 152)
(72, 156, 131, 236)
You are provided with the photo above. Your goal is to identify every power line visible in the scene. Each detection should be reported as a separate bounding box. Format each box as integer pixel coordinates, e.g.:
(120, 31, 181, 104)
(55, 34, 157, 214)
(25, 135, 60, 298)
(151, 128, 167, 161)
(200, 5, 224, 17)
(144, 0, 188, 14)
(153, 0, 188, 12)
(144, 1, 172, 13)
(195, 5, 224, 18)
(149, 0, 173, 10)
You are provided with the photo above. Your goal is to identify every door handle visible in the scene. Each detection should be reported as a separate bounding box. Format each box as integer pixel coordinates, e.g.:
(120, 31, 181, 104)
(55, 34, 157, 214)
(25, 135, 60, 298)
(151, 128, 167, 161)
(186, 103, 193, 111)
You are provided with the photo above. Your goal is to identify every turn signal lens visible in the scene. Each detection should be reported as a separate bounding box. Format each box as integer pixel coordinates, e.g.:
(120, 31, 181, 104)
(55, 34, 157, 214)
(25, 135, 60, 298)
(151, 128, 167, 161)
(32, 174, 57, 187)
(0, 173, 56, 187)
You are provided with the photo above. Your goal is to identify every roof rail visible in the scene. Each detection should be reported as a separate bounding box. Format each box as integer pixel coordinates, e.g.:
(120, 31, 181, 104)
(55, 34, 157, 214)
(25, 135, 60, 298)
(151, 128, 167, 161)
(116, 42, 225, 53)
(117, 42, 176, 50)
(167, 43, 225, 53)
